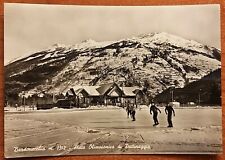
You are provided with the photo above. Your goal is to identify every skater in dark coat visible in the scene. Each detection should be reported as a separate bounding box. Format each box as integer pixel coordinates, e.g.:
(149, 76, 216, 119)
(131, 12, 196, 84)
(126, 102, 131, 118)
(165, 104, 175, 127)
(130, 104, 136, 121)
(150, 103, 161, 126)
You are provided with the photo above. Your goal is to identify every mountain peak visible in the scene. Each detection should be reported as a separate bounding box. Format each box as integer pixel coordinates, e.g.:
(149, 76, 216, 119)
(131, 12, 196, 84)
(52, 43, 67, 48)
(5, 32, 221, 98)
(47, 43, 68, 52)
(134, 32, 210, 54)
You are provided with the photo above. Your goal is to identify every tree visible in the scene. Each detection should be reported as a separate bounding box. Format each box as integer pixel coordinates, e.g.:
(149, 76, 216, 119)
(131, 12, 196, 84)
(209, 82, 221, 105)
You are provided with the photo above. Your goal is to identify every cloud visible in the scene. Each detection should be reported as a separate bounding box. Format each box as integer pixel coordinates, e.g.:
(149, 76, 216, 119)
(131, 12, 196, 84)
(4, 4, 220, 64)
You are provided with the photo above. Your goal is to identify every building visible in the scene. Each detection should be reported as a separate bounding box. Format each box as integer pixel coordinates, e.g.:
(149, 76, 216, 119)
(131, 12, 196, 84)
(64, 82, 146, 108)
(75, 86, 101, 107)
(97, 83, 124, 106)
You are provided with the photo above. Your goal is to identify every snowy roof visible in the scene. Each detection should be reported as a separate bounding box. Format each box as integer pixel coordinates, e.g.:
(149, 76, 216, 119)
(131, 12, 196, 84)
(74, 88, 83, 95)
(120, 87, 139, 96)
(108, 90, 120, 97)
(96, 83, 116, 95)
(69, 84, 141, 97)
(66, 88, 76, 96)
(74, 86, 100, 96)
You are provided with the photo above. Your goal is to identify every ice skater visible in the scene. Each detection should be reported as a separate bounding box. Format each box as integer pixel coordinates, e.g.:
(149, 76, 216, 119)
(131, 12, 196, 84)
(125, 101, 131, 118)
(130, 103, 136, 121)
(150, 102, 161, 126)
(165, 103, 175, 127)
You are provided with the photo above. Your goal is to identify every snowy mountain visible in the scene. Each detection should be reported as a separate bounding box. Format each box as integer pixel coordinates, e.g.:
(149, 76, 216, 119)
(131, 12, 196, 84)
(5, 32, 221, 98)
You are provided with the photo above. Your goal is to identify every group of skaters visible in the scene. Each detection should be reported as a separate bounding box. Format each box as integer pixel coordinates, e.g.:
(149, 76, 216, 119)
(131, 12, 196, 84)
(125, 101, 175, 127)
(126, 102, 136, 121)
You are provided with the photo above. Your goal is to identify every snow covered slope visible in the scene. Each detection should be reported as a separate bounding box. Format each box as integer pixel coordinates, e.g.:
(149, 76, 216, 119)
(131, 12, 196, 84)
(5, 32, 221, 97)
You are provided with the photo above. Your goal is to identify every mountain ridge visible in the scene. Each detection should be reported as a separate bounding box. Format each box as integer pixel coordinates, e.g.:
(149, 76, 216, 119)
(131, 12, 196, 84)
(5, 32, 221, 100)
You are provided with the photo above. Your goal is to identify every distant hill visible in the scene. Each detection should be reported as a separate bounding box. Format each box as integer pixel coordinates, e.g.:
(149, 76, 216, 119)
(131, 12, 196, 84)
(5, 32, 221, 101)
(154, 68, 221, 105)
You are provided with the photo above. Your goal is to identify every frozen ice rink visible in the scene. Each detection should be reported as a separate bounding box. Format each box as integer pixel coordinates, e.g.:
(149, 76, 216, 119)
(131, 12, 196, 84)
(4, 107, 222, 158)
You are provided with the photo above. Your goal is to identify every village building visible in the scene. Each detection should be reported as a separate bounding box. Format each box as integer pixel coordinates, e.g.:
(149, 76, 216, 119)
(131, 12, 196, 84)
(21, 93, 55, 106)
(121, 87, 145, 106)
(74, 86, 101, 107)
(96, 83, 124, 106)
(12, 83, 146, 109)
(63, 83, 146, 108)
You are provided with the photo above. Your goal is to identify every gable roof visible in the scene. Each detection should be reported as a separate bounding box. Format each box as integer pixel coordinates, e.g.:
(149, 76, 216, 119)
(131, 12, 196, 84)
(66, 88, 76, 97)
(96, 83, 116, 95)
(67, 83, 143, 97)
(74, 88, 83, 95)
(108, 90, 120, 97)
(75, 86, 100, 96)
(120, 87, 138, 97)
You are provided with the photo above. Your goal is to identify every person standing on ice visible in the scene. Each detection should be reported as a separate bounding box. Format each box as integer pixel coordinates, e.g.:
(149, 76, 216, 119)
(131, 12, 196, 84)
(165, 103, 175, 127)
(150, 102, 161, 126)
(126, 101, 131, 118)
(130, 103, 136, 121)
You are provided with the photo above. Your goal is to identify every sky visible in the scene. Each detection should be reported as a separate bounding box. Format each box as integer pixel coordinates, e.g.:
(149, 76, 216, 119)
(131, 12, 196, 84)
(4, 3, 221, 65)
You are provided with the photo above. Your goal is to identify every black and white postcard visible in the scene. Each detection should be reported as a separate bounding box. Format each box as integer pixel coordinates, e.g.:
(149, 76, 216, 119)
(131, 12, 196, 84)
(4, 3, 222, 158)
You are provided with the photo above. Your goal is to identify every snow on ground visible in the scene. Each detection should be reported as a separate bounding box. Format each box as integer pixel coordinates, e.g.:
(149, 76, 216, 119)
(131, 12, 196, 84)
(46, 43, 68, 52)
(24, 54, 44, 61)
(9, 69, 28, 77)
(4, 107, 222, 158)
(38, 57, 66, 66)
(173, 51, 220, 70)
(4, 105, 122, 113)
(9, 32, 221, 100)
(72, 39, 114, 50)
(4, 106, 36, 112)
(136, 32, 211, 54)
(41, 51, 67, 61)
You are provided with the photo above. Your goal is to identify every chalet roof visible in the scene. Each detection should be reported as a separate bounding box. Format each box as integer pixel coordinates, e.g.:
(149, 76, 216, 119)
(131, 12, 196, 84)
(108, 91, 119, 97)
(107, 87, 123, 97)
(66, 88, 76, 96)
(120, 87, 138, 97)
(74, 88, 83, 95)
(75, 86, 100, 96)
(96, 83, 116, 95)
(68, 84, 143, 97)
